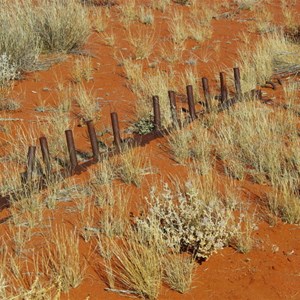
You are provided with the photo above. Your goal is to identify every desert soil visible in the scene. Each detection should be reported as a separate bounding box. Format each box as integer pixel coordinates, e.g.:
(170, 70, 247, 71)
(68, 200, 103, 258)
(0, 1, 299, 299)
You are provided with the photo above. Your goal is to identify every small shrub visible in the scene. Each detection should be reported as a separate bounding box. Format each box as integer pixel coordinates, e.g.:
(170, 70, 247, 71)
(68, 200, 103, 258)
(130, 118, 154, 135)
(0, 54, 19, 87)
(136, 183, 235, 260)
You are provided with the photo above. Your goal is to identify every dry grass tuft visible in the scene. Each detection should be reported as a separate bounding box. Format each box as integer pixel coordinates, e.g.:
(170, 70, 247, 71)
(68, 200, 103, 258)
(0, 0, 91, 95)
(109, 231, 162, 300)
(168, 121, 214, 174)
(163, 253, 195, 293)
(71, 56, 94, 83)
(128, 68, 175, 127)
(98, 185, 130, 237)
(116, 146, 150, 187)
(91, 7, 109, 33)
(89, 157, 115, 186)
(127, 28, 155, 60)
(230, 213, 257, 253)
(0, 0, 40, 74)
(268, 180, 300, 224)
(168, 11, 188, 46)
(74, 85, 99, 122)
(118, 0, 137, 27)
(34, 0, 91, 53)
(151, 0, 171, 12)
(41, 111, 71, 169)
(43, 226, 86, 292)
(138, 6, 154, 25)
(237, 30, 298, 91)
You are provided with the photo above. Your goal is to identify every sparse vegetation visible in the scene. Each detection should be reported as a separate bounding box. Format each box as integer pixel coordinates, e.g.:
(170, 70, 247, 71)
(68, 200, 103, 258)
(74, 85, 99, 122)
(237, 30, 300, 92)
(0, 1, 299, 299)
(43, 226, 86, 292)
(34, 0, 91, 53)
(71, 56, 94, 83)
(0, 0, 91, 82)
(127, 28, 155, 60)
(116, 146, 150, 187)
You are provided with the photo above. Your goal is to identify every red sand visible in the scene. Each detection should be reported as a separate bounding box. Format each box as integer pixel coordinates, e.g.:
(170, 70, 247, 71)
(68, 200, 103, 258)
(0, 1, 299, 299)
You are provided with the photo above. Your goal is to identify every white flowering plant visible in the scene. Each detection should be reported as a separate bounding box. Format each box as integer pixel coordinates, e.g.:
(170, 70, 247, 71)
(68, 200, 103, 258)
(136, 183, 236, 260)
(0, 54, 19, 87)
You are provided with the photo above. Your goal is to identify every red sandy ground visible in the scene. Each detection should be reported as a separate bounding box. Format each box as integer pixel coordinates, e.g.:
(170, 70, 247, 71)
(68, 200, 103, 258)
(0, 1, 299, 299)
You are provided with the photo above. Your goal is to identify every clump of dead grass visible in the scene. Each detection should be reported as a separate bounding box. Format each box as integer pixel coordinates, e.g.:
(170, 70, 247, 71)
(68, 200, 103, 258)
(74, 85, 99, 122)
(151, 0, 171, 12)
(40, 111, 71, 169)
(126, 67, 176, 127)
(42, 226, 86, 292)
(71, 56, 94, 83)
(162, 253, 196, 293)
(267, 179, 300, 224)
(0, 0, 91, 84)
(116, 146, 151, 187)
(127, 28, 155, 60)
(168, 121, 214, 174)
(237, 30, 300, 91)
(107, 230, 162, 300)
(34, 0, 91, 53)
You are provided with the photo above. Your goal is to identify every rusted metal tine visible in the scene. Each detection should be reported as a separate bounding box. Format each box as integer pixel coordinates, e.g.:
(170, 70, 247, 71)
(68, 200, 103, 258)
(153, 96, 162, 132)
(110, 112, 122, 152)
(39, 137, 51, 175)
(201, 77, 212, 112)
(219, 72, 228, 103)
(168, 90, 178, 126)
(86, 120, 99, 162)
(276, 78, 282, 85)
(65, 130, 78, 174)
(233, 67, 242, 100)
(256, 89, 262, 100)
(186, 85, 196, 121)
(26, 146, 36, 182)
(266, 81, 276, 90)
(250, 89, 262, 100)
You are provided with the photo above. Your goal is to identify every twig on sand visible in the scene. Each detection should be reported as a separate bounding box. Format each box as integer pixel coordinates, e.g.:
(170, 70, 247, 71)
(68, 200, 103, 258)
(0, 118, 24, 121)
(104, 288, 140, 297)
